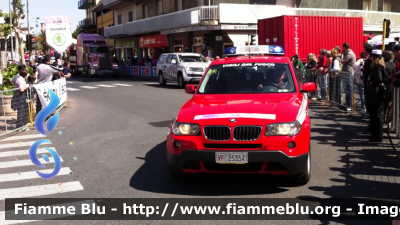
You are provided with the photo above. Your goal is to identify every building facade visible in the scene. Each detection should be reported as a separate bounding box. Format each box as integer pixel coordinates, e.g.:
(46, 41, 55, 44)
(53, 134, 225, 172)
(94, 0, 400, 65)
(78, 0, 115, 54)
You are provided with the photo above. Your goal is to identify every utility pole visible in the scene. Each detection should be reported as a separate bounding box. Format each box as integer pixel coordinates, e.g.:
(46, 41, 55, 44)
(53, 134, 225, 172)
(9, 0, 14, 62)
(27, 0, 31, 59)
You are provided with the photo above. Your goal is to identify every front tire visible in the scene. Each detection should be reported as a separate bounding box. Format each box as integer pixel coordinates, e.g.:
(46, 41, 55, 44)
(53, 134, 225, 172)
(288, 149, 311, 186)
(177, 74, 186, 88)
(159, 72, 166, 86)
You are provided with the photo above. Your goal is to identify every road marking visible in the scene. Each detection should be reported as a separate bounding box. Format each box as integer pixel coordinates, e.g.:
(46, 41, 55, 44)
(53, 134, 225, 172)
(66, 81, 74, 83)
(79, 86, 99, 89)
(66, 88, 80, 91)
(0, 156, 63, 169)
(0, 134, 46, 142)
(0, 167, 71, 183)
(95, 84, 116, 87)
(0, 200, 94, 224)
(0, 147, 56, 158)
(142, 82, 159, 85)
(113, 84, 133, 87)
(0, 181, 84, 200)
(0, 141, 51, 149)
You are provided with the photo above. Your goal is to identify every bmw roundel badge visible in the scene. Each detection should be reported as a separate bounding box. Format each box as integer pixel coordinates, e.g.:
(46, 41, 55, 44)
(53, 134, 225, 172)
(230, 118, 236, 123)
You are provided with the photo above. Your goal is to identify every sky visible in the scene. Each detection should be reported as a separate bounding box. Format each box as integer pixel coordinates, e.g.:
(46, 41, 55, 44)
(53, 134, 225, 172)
(0, 0, 86, 34)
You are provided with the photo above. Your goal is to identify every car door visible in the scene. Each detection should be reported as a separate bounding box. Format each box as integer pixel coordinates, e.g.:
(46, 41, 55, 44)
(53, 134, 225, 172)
(170, 54, 178, 80)
(164, 54, 173, 80)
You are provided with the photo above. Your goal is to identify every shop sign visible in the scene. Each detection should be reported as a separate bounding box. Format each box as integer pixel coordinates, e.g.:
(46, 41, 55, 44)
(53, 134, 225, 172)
(221, 25, 257, 30)
(139, 35, 168, 48)
(141, 66, 152, 76)
(115, 42, 123, 49)
(123, 41, 135, 48)
(160, 26, 221, 34)
(130, 66, 140, 76)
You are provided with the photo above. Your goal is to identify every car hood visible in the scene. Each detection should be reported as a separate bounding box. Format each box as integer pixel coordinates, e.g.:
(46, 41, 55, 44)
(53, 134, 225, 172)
(177, 93, 304, 126)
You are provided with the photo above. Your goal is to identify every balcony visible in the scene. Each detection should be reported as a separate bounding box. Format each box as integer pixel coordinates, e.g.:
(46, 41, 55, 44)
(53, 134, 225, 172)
(78, 0, 94, 9)
(79, 18, 96, 29)
(103, 0, 132, 10)
(199, 6, 219, 25)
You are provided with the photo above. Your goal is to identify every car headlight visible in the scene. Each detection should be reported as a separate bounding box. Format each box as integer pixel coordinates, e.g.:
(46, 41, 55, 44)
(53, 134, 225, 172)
(93, 64, 98, 67)
(265, 121, 302, 136)
(171, 119, 200, 136)
(186, 67, 192, 71)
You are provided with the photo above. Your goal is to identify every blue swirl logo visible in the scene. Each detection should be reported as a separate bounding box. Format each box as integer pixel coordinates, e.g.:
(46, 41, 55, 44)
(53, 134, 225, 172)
(29, 89, 61, 179)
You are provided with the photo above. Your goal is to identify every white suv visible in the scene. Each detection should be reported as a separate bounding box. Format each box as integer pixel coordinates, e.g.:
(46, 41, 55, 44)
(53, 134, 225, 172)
(156, 53, 210, 88)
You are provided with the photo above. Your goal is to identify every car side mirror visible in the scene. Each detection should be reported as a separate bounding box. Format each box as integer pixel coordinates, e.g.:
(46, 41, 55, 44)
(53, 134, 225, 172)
(301, 82, 316, 93)
(185, 84, 196, 94)
(171, 59, 177, 64)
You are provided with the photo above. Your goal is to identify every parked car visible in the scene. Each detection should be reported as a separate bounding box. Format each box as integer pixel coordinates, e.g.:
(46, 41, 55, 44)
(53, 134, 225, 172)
(166, 45, 316, 185)
(156, 53, 210, 88)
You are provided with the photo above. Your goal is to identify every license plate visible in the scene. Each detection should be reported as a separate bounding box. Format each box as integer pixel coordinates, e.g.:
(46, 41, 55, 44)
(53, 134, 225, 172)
(215, 152, 248, 164)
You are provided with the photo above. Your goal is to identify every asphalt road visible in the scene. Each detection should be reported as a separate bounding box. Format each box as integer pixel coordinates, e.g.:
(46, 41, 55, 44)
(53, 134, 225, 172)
(1, 75, 398, 225)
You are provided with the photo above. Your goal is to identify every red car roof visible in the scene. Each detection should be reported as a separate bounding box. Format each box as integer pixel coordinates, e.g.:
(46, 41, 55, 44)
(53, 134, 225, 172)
(211, 55, 291, 65)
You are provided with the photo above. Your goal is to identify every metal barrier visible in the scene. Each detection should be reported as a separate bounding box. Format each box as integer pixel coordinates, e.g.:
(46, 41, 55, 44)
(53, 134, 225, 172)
(0, 87, 35, 137)
(390, 87, 400, 138)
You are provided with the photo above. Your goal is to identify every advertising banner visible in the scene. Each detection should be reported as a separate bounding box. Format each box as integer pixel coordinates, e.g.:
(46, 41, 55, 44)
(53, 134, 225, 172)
(44, 16, 73, 54)
(120, 66, 129, 75)
(130, 66, 140, 76)
(33, 78, 67, 108)
(153, 67, 158, 77)
(139, 35, 168, 48)
(140, 66, 152, 76)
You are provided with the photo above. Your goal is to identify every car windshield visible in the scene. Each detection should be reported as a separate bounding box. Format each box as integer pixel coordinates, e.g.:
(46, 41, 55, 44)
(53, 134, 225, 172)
(90, 47, 109, 53)
(197, 63, 296, 94)
(178, 55, 207, 63)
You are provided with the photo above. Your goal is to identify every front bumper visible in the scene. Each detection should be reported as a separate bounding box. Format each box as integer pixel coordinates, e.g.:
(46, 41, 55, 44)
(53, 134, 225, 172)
(185, 72, 203, 82)
(167, 150, 308, 175)
(91, 68, 119, 75)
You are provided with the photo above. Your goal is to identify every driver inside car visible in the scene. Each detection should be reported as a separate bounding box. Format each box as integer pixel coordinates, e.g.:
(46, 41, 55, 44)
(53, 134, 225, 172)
(257, 67, 289, 91)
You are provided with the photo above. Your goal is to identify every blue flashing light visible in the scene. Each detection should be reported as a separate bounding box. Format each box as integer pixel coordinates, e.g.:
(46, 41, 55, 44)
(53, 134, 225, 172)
(223, 45, 284, 56)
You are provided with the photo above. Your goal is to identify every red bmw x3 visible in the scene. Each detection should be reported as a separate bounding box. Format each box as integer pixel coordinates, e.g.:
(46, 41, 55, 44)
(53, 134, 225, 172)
(167, 46, 316, 185)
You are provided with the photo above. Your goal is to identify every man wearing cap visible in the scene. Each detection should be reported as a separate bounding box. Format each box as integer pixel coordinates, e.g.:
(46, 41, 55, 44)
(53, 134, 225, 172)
(368, 49, 386, 142)
(362, 43, 374, 131)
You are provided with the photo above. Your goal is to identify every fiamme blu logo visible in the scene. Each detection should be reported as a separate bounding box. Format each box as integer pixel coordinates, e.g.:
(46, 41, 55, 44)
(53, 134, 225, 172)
(29, 89, 61, 179)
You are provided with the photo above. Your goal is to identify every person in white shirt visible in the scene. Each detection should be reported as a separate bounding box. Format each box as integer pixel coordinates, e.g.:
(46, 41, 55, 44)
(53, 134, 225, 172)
(329, 48, 342, 104)
(11, 65, 26, 86)
(13, 68, 29, 128)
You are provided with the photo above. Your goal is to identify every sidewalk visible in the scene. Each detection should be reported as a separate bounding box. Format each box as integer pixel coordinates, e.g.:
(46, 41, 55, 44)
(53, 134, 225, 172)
(309, 101, 400, 200)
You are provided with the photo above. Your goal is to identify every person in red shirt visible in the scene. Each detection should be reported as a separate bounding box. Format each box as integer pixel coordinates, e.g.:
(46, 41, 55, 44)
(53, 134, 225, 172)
(315, 49, 328, 100)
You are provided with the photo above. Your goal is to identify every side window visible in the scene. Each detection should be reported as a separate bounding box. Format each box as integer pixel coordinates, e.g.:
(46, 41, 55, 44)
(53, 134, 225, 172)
(166, 54, 172, 63)
(159, 55, 167, 64)
(171, 55, 178, 63)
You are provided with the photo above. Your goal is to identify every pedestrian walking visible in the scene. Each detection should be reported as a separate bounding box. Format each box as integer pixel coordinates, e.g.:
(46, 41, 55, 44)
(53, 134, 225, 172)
(362, 43, 374, 131)
(368, 49, 386, 142)
(341, 43, 356, 111)
(354, 52, 366, 115)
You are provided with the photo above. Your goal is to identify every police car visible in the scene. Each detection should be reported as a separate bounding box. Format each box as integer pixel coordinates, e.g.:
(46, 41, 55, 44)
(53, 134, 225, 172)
(167, 45, 316, 185)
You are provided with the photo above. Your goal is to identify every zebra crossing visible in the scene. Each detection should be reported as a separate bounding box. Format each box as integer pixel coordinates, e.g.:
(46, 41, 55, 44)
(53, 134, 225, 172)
(66, 83, 133, 92)
(0, 133, 85, 224)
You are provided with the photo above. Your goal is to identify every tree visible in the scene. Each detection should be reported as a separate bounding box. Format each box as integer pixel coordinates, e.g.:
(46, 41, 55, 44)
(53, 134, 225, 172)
(11, 0, 25, 65)
(35, 30, 47, 53)
(72, 25, 82, 39)
(0, 10, 11, 70)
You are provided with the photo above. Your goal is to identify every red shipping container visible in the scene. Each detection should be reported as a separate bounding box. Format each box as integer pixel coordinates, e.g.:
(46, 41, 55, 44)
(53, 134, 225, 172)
(258, 15, 364, 62)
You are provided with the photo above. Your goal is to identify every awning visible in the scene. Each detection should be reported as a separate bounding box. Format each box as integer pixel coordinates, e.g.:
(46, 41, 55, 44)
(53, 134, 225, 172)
(227, 33, 258, 46)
